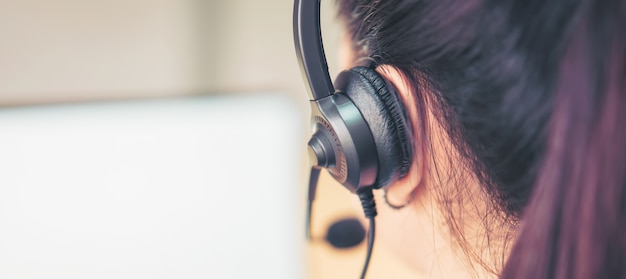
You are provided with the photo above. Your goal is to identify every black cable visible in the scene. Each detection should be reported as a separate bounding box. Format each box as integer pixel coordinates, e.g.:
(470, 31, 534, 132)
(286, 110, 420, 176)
(357, 188, 377, 279)
(360, 216, 375, 279)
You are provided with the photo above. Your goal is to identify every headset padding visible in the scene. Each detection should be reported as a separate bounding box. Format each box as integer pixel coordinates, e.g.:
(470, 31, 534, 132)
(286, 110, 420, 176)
(334, 66, 413, 188)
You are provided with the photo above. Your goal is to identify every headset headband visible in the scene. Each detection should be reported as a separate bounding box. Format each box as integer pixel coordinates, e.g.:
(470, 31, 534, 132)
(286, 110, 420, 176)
(293, 0, 334, 101)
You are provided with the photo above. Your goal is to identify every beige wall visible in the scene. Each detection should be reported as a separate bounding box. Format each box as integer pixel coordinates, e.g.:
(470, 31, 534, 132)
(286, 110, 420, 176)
(0, 0, 342, 106)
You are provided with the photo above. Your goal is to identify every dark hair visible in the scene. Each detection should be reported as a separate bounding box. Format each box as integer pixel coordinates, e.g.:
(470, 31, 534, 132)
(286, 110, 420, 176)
(338, 0, 626, 278)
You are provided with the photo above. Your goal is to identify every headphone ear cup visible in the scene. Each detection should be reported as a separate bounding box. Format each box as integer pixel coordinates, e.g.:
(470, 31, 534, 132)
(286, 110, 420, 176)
(334, 66, 414, 189)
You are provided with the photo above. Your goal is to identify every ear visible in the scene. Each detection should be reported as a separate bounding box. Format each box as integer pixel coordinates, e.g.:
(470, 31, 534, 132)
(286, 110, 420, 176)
(375, 65, 425, 207)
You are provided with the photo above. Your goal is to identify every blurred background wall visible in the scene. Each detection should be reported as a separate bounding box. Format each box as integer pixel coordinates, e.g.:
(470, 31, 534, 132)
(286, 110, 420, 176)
(0, 0, 342, 106)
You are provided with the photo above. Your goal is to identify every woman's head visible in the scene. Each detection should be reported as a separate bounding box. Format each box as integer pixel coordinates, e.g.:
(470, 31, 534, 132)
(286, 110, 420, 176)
(336, 0, 626, 278)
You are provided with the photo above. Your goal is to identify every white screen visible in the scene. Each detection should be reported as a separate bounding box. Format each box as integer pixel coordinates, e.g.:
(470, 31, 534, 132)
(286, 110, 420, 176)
(0, 95, 304, 278)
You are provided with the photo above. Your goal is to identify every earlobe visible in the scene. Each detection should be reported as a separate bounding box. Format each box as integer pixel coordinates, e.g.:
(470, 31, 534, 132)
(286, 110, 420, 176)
(375, 65, 425, 208)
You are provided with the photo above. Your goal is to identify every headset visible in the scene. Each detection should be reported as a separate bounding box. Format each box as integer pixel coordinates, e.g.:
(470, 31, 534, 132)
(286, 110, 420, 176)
(293, 0, 415, 278)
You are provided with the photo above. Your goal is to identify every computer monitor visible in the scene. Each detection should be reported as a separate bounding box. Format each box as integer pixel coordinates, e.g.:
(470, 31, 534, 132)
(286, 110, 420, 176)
(0, 95, 304, 278)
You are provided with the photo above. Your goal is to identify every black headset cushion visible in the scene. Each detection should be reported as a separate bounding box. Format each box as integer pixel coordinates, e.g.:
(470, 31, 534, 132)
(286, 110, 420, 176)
(334, 66, 413, 188)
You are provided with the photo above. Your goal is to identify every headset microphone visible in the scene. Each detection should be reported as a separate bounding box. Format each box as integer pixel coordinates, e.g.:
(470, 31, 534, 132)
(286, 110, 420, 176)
(293, 0, 414, 278)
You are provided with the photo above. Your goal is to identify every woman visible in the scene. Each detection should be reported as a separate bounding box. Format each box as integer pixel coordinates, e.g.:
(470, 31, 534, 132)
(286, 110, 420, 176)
(336, 0, 625, 278)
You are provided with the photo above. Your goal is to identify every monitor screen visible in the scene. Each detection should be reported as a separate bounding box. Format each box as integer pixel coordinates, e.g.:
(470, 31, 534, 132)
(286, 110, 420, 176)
(0, 95, 304, 278)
